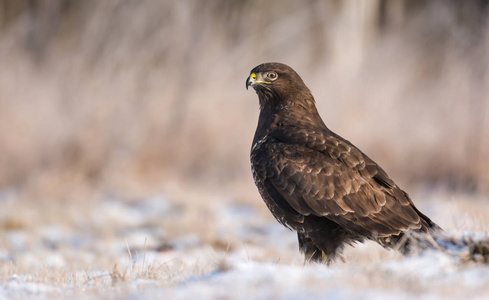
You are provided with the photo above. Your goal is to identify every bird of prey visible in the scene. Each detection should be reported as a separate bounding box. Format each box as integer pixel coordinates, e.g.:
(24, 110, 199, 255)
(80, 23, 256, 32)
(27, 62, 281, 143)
(246, 62, 441, 264)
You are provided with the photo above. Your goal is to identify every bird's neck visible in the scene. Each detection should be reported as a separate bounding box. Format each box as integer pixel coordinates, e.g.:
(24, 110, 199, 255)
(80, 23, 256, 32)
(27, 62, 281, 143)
(253, 95, 326, 145)
(253, 105, 277, 145)
(285, 97, 324, 126)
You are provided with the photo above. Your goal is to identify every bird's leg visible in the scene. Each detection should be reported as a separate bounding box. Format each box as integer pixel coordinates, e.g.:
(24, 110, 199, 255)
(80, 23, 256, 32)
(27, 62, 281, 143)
(321, 251, 328, 263)
(303, 251, 317, 265)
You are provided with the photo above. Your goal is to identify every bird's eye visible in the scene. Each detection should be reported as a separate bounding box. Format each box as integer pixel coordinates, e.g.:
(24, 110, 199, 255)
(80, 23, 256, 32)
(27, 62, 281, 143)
(267, 72, 278, 80)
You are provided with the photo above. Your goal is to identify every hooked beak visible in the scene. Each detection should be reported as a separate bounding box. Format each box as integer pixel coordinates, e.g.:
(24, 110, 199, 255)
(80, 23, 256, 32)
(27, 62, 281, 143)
(246, 72, 270, 90)
(246, 75, 252, 90)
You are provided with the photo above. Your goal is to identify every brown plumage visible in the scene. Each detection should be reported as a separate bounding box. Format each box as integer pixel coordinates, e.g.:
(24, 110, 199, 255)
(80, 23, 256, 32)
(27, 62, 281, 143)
(246, 62, 441, 264)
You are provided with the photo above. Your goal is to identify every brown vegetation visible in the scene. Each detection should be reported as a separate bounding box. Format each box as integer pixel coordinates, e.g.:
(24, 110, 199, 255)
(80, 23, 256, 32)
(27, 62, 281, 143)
(0, 0, 488, 200)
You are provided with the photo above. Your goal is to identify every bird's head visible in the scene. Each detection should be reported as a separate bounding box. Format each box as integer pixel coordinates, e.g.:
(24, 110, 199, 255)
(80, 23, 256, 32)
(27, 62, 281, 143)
(246, 62, 312, 108)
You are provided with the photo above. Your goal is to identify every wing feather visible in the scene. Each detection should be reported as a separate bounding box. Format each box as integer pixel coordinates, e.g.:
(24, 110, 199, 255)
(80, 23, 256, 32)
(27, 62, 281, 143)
(260, 125, 425, 236)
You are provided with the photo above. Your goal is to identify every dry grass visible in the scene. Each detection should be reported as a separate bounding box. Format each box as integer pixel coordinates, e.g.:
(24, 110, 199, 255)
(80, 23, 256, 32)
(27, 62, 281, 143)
(1, 187, 489, 299)
(0, 0, 488, 196)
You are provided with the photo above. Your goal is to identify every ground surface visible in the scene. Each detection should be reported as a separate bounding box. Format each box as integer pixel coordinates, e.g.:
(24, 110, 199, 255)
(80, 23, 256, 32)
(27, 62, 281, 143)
(1, 186, 489, 300)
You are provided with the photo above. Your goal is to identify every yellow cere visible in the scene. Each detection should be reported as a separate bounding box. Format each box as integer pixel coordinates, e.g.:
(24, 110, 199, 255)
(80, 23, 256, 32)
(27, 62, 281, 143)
(250, 73, 257, 80)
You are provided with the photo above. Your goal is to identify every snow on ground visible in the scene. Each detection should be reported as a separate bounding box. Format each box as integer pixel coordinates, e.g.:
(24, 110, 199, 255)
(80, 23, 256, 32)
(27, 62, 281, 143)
(1, 188, 489, 299)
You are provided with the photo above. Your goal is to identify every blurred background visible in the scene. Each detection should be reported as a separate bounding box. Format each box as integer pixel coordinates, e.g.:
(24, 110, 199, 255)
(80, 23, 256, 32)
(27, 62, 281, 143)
(0, 0, 488, 224)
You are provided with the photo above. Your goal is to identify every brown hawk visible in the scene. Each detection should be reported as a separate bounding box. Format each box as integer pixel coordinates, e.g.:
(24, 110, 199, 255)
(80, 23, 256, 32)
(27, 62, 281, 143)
(246, 62, 440, 264)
